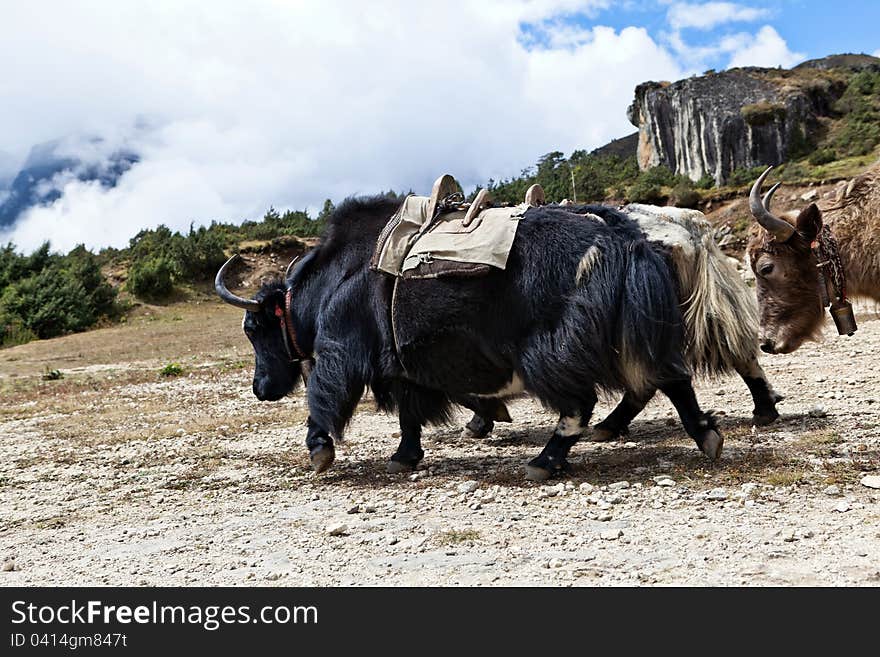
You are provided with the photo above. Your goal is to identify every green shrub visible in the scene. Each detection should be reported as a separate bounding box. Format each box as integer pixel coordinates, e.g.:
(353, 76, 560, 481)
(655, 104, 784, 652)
(41, 368, 64, 381)
(159, 362, 184, 377)
(671, 181, 702, 208)
(0, 317, 37, 348)
(0, 245, 119, 343)
(695, 173, 716, 189)
(627, 180, 665, 205)
(638, 165, 678, 187)
(809, 148, 837, 165)
(728, 165, 771, 187)
(127, 256, 175, 299)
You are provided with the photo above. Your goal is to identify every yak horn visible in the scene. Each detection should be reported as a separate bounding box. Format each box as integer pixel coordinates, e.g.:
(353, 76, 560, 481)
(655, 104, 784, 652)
(215, 255, 262, 312)
(762, 182, 781, 211)
(749, 166, 795, 242)
(285, 256, 300, 280)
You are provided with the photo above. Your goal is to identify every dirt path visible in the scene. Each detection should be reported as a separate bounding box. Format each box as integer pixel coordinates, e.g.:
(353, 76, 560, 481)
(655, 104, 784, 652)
(1, 302, 878, 586)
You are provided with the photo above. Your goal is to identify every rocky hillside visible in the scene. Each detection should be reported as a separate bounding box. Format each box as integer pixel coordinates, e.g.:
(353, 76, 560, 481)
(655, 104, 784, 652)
(628, 53, 880, 185)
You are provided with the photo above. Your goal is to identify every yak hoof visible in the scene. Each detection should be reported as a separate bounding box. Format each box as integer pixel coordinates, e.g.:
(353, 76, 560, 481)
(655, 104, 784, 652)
(592, 426, 620, 442)
(460, 427, 482, 440)
(524, 464, 553, 482)
(752, 409, 779, 426)
(386, 459, 417, 474)
(310, 445, 336, 474)
(700, 430, 724, 461)
(525, 453, 568, 481)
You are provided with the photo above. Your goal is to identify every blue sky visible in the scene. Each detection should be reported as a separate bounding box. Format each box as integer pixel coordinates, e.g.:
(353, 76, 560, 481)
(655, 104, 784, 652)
(523, 1, 880, 64)
(0, 1, 878, 251)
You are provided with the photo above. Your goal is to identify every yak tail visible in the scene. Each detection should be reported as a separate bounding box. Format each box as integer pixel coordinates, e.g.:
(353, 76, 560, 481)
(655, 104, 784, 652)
(679, 233, 760, 375)
(619, 241, 688, 391)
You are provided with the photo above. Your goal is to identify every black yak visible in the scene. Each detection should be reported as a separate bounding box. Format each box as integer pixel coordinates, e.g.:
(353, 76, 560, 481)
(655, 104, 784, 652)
(216, 198, 722, 480)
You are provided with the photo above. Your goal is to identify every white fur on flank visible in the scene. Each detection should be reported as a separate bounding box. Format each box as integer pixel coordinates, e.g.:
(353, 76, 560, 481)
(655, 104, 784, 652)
(575, 245, 602, 285)
(624, 204, 761, 375)
(479, 373, 525, 399)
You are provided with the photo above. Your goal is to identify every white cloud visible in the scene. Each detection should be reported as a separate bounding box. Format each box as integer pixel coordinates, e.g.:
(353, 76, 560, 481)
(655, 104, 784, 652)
(873, 48, 880, 58)
(0, 0, 687, 252)
(667, 2, 768, 31)
(727, 25, 805, 69)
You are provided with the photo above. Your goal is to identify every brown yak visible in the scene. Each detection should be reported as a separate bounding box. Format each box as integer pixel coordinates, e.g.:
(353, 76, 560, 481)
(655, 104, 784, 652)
(747, 162, 880, 354)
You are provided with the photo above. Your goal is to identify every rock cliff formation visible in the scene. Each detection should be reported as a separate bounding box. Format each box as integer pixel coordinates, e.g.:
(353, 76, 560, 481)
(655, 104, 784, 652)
(627, 54, 880, 185)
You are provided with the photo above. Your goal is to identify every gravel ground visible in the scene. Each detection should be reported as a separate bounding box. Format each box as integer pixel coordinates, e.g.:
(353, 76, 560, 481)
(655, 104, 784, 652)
(1, 305, 879, 586)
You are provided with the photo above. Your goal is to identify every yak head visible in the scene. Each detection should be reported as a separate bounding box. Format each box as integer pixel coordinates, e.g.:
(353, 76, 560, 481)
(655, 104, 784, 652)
(746, 167, 825, 354)
(215, 253, 314, 401)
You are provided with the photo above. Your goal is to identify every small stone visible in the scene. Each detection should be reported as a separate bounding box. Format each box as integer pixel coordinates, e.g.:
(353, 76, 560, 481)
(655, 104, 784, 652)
(823, 484, 841, 496)
(326, 523, 348, 536)
(539, 486, 560, 498)
(608, 481, 630, 491)
(600, 529, 623, 541)
(549, 558, 563, 568)
(264, 572, 282, 581)
(782, 529, 798, 543)
(715, 388, 726, 396)
(1, 561, 15, 572)
(578, 482, 595, 492)
(802, 530, 815, 539)
(801, 189, 819, 202)
(457, 481, 479, 494)
(859, 475, 880, 490)
(706, 488, 728, 501)
(808, 405, 827, 418)
(813, 375, 826, 383)
(655, 477, 675, 487)
(598, 513, 613, 522)
(364, 505, 377, 513)
(346, 505, 360, 514)
(833, 500, 850, 513)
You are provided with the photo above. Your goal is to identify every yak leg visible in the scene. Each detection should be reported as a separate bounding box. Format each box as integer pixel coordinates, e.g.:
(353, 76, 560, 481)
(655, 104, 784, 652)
(304, 351, 365, 474)
(459, 398, 513, 439)
(525, 392, 597, 481)
(592, 387, 657, 441)
(736, 357, 784, 426)
(387, 410, 425, 474)
(305, 418, 337, 474)
(387, 382, 450, 473)
(657, 378, 723, 460)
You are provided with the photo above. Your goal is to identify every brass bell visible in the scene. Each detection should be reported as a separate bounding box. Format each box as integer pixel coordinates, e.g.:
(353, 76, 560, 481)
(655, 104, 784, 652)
(830, 300, 857, 336)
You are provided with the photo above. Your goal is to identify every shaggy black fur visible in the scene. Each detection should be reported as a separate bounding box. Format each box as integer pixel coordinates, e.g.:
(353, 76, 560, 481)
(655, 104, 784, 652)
(239, 196, 721, 477)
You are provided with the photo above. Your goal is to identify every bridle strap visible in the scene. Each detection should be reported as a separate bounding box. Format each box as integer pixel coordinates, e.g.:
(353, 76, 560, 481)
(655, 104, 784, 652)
(811, 226, 857, 336)
(274, 289, 309, 362)
(284, 287, 308, 360)
(811, 226, 848, 306)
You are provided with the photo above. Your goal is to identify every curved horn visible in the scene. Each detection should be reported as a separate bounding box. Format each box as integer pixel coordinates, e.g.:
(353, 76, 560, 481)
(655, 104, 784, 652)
(215, 255, 261, 312)
(286, 249, 318, 285)
(749, 166, 795, 242)
(285, 256, 300, 280)
(762, 182, 781, 211)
